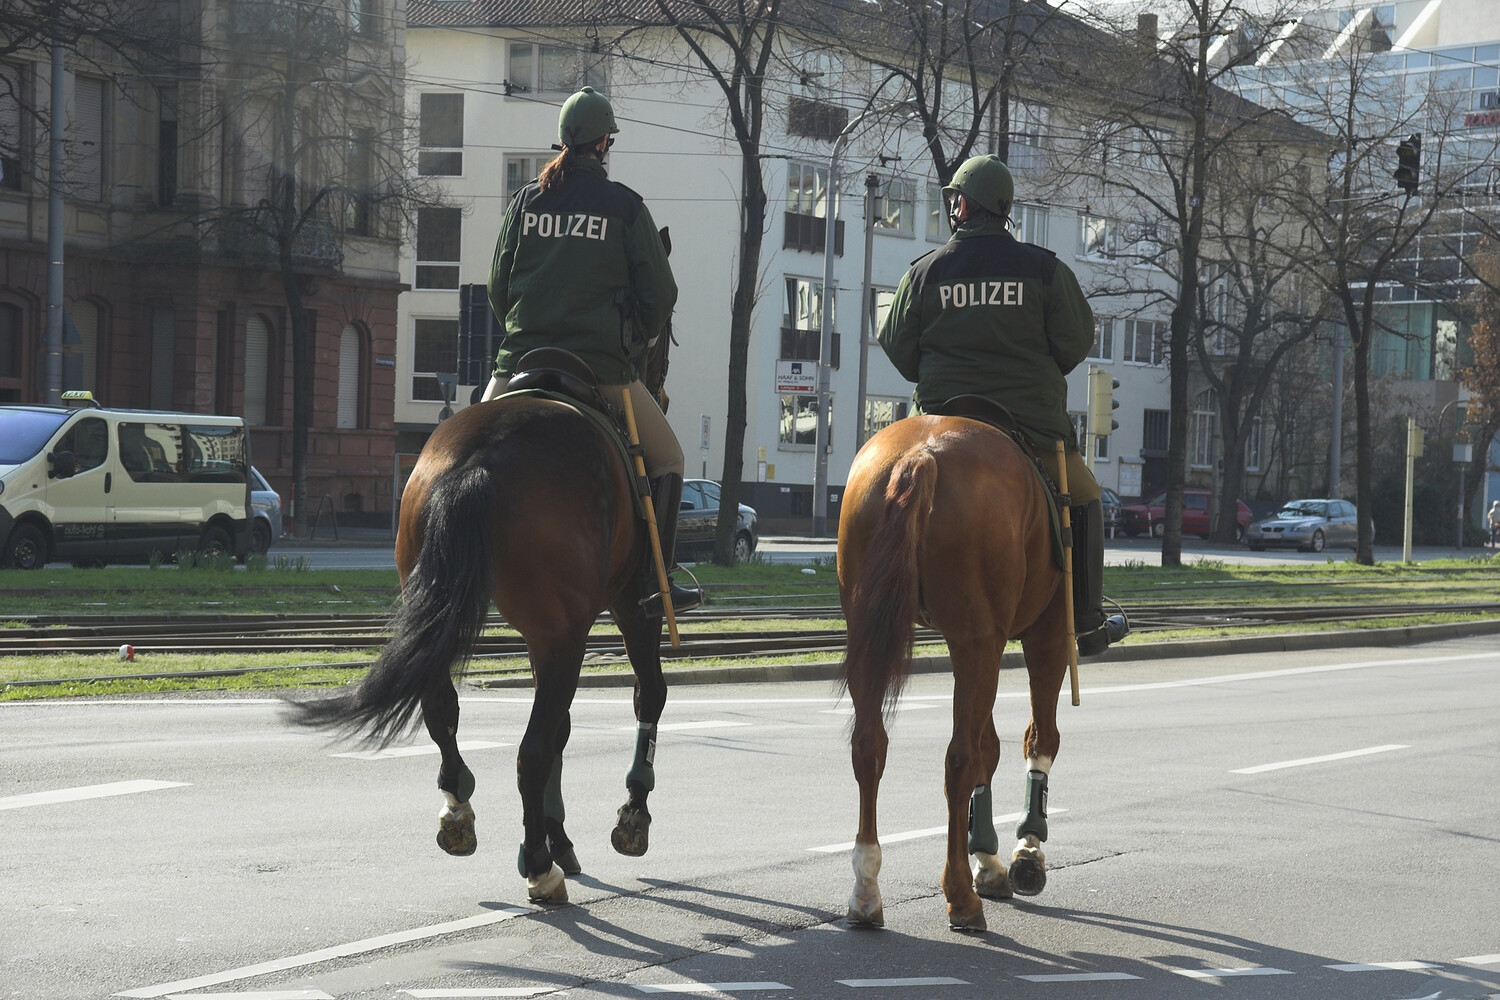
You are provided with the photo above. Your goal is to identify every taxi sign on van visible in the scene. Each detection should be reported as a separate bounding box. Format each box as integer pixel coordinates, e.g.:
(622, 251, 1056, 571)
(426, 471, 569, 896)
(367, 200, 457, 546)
(61, 390, 99, 407)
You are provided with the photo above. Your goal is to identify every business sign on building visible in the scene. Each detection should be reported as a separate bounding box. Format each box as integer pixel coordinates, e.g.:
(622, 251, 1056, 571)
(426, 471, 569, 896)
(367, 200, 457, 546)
(775, 359, 817, 393)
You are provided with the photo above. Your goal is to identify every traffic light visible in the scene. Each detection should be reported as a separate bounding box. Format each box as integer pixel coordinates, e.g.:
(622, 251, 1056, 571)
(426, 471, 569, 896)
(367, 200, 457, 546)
(1088, 366, 1120, 434)
(1394, 133, 1421, 195)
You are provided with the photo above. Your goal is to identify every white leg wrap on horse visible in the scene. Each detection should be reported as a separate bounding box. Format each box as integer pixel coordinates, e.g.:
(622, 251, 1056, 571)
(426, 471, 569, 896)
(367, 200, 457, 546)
(847, 842, 884, 925)
(439, 797, 473, 823)
(441, 790, 466, 809)
(1026, 755, 1053, 775)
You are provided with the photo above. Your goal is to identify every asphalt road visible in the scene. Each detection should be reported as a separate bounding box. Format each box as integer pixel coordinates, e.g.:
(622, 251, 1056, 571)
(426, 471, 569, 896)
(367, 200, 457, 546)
(3, 637, 1499, 999)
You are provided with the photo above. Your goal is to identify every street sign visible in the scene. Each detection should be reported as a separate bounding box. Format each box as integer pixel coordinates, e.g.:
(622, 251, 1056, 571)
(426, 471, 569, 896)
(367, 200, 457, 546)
(776, 359, 817, 393)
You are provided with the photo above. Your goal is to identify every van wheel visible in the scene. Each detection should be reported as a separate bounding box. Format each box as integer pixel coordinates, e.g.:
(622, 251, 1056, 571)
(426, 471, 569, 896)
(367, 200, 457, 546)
(5, 523, 48, 570)
(250, 520, 272, 554)
(201, 525, 233, 559)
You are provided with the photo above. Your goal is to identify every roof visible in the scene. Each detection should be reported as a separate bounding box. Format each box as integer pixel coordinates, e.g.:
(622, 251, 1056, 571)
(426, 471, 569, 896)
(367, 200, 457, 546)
(408, 0, 669, 28)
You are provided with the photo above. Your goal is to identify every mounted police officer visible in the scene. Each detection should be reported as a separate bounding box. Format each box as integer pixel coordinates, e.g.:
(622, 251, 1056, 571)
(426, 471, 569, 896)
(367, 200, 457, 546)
(485, 86, 700, 613)
(877, 154, 1128, 656)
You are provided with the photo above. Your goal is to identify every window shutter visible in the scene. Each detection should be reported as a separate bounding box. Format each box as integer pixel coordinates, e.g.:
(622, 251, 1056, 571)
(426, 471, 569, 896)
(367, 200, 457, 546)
(245, 314, 268, 425)
(72, 77, 105, 201)
(150, 307, 175, 409)
(337, 324, 359, 428)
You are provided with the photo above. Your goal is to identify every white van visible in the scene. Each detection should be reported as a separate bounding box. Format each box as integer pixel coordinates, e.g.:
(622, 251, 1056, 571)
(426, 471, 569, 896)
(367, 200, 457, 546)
(0, 393, 251, 569)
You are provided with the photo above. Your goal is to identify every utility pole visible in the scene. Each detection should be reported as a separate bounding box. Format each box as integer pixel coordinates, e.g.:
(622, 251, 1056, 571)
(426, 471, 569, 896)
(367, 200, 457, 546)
(854, 173, 879, 451)
(44, 30, 67, 403)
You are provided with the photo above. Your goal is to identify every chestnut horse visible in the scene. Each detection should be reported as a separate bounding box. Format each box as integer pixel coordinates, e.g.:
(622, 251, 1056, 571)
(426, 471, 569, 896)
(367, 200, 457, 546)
(838, 414, 1070, 932)
(288, 329, 674, 906)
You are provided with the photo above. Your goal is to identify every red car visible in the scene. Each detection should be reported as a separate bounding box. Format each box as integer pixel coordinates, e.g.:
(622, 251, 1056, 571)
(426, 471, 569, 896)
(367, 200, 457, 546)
(1119, 488, 1252, 541)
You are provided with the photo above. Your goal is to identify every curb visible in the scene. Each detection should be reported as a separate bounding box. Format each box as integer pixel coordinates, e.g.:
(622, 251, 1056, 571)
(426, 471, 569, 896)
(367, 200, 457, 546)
(469, 617, 1500, 690)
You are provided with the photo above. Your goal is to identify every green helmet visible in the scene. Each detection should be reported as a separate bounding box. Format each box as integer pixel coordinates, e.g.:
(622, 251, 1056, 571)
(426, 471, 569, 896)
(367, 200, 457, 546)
(558, 86, 619, 147)
(942, 155, 1014, 218)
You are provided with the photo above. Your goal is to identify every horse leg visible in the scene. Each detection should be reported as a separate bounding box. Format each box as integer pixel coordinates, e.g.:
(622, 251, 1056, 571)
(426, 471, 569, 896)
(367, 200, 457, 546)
(846, 675, 888, 928)
(970, 713, 1012, 900)
(608, 602, 667, 857)
(943, 637, 1002, 933)
(543, 712, 581, 876)
(515, 645, 583, 904)
(422, 676, 477, 857)
(1010, 625, 1069, 897)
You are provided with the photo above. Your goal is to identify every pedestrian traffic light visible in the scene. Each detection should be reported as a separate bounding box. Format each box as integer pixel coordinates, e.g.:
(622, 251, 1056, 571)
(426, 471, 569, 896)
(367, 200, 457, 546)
(1394, 133, 1421, 195)
(1088, 366, 1120, 434)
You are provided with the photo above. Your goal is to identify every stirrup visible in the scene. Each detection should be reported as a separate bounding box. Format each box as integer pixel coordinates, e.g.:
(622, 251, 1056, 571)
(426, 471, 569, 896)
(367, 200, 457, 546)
(1076, 613, 1129, 657)
(641, 580, 701, 615)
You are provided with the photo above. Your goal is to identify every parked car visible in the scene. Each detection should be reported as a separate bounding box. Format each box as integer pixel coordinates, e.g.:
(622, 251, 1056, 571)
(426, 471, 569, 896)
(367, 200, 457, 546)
(249, 466, 282, 554)
(677, 479, 758, 563)
(1119, 488, 1253, 540)
(1245, 498, 1361, 552)
(1100, 486, 1122, 534)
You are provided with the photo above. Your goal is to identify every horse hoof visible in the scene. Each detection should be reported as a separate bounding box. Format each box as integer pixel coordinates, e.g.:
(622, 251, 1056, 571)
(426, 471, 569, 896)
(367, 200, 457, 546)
(948, 905, 987, 934)
(527, 863, 568, 904)
(612, 804, 651, 857)
(846, 903, 884, 928)
(552, 845, 582, 877)
(1009, 845, 1047, 897)
(436, 801, 476, 857)
(973, 853, 1013, 900)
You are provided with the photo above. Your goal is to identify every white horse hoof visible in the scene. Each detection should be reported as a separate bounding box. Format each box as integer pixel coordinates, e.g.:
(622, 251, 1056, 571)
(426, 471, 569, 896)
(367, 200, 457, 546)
(527, 863, 568, 904)
(847, 897, 884, 928)
(436, 801, 476, 857)
(973, 852, 1013, 899)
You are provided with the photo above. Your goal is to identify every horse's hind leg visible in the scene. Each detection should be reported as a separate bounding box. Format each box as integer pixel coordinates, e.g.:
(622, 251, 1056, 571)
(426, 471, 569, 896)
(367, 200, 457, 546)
(943, 637, 1003, 933)
(846, 668, 889, 928)
(422, 677, 477, 857)
(543, 712, 581, 876)
(1010, 624, 1069, 897)
(970, 712, 1012, 900)
(516, 644, 583, 904)
(608, 602, 667, 858)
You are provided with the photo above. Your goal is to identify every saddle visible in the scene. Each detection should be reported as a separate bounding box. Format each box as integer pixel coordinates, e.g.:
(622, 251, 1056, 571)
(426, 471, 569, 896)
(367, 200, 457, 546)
(926, 394, 1068, 568)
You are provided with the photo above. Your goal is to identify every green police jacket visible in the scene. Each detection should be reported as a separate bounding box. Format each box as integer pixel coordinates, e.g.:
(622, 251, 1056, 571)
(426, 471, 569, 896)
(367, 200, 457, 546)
(489, 157, 678, 385)
(877, 217, 1095, 450)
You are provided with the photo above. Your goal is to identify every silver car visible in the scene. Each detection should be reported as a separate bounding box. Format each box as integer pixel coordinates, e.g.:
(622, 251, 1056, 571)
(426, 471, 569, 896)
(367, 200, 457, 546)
(249, 466, 282, 554)
(1246, 498, 1360, 552)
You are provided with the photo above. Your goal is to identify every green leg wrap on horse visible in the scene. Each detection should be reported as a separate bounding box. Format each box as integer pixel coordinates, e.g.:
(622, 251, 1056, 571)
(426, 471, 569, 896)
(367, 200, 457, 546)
(626, 723, 657, 792)
(543, 754, 565, 823)
(1014, 769, 1049, 843)
(517, 841, 552, 878)
(441, 764, 476, 804)
(967, 783, 1000, 856)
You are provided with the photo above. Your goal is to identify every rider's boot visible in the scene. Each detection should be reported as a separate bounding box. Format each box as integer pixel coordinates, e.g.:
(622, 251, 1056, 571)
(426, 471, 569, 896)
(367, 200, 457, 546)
(1072, 498, 1129, 657)
(640, 473, 702, 615)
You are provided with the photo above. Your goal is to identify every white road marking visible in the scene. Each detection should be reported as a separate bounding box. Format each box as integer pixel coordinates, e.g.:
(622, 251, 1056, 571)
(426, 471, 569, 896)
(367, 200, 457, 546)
(807, 809, 1067, 853)
(401, 990, 555, 998)
(1016, 973, 1142, 982)
(331, 740, 509, 760)
(837, 978, 968, 988)
(166, 992, 332, 1000)
(633, 984, 789, 993)
(819, 704, 939, 715)
(0, 779, 188, 811)
(113, 907, 531, 998)
(1172, 967, 1292, 978)
(1459, 954, 1500, 964)
(1325, 961, 1438, 972)
(1231, 744, 1409, 774)
(614, 721, 751, 733)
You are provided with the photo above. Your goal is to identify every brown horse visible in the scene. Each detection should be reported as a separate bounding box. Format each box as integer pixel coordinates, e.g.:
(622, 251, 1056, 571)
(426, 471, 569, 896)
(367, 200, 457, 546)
(288, 336, 674, 905)
(837, 414, 1071, 932)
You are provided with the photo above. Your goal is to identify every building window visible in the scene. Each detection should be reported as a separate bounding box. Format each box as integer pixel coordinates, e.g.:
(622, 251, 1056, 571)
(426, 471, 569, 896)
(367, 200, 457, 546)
(244, 313, 273, 425)
(415, 208, 461, 289)
(1072, 411, 1110, 461)
(504, 154, 545, 202)
(781, 276, 838, 367)
(412, 317, 458, 401)
(65, 299, 99, 393)
(1007, 101, 1048, 172)
(1123, 318, 1166, 366)
(1142, 408, 1169, 453)
(1090, 317, 1114, 361)
(349, 0, 378, 37)
(0, 62, 23, 191)
(0, 302, 22, 401)
(779, 393, 827, 448)
(150, 306, 174, 410)
(784, 161, 842, 254)
(418, 93, 464, 176)
(864, 397, 908, 441)
(344, 129, 374, 236)
(1077, 213, 1116, 259)
(337, 323, 364, 428)
(787, 96, 848, 140)
(875, 177, 915, 234)
(926, 183, 946, 242)
(1244, 415, 1263, 472)
(869, 286, 895, 342)
(71, 76, 107, 202)
(1010, 202, 1048, 246)
(1190, 389, 1218, 468)
(157, 87, 177, 207)
(508, 43, 606, 96)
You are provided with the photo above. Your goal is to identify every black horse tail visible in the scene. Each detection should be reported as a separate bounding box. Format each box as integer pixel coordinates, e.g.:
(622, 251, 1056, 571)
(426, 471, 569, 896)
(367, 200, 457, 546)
(840, 445, 937, 716)
(286, 463, 495, 747)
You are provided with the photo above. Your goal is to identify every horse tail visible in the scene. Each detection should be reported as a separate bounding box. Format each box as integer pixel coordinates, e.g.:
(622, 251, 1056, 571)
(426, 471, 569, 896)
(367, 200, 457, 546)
(840, 445, 938, 714)
(286, 463, 495, 746)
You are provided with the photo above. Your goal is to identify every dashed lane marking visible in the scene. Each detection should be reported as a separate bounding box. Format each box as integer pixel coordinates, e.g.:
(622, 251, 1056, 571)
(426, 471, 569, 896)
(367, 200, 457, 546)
(1326, 962, 1439, 972)
(1231, 744, 1409, 774)
(1016, 973, 1142, 982)
(165, 992, 332, 999)
(633, 984, 791, 993)
(1172, 967, 1293, 979)
(113, 907, 531, 998)
(1459, 955, 1500, 965)
(614, 721, 752, 733)
(401, 990, 555, 997)
(331, 741, 509, 760)
(807, 809, 1067, 853)
(836, 978, 969, 988)
(0, 779, 188, 811)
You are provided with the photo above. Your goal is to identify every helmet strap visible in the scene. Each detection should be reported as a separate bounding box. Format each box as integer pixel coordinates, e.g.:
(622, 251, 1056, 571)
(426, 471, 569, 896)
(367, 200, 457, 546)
(947, 193, 966, 234)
